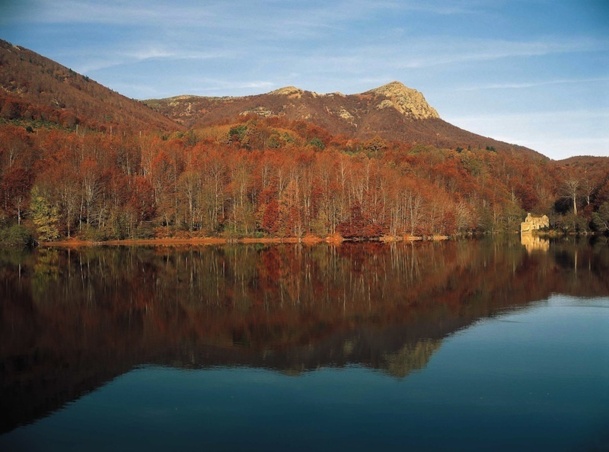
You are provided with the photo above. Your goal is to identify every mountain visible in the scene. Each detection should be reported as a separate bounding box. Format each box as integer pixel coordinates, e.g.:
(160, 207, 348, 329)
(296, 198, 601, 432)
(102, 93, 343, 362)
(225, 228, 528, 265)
(145, 81, 541, 157)
(0, 38, 539, 156)
(0, 39, 182, 133)
(1, 40, 609, 243)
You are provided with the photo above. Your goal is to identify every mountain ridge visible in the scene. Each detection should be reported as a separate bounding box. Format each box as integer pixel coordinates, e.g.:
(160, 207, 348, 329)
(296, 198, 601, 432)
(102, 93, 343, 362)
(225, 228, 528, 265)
(0, 38, 541, 157)
(144, 81, 541, 158)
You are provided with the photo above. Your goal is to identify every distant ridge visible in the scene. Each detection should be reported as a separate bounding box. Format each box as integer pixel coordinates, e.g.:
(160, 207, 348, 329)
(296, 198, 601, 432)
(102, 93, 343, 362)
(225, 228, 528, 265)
(144, 81, 541, 156)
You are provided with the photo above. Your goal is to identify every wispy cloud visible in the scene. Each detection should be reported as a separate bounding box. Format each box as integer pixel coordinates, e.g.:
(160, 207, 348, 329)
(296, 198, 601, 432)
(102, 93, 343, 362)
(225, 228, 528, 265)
(4, 0, 607, 159)
(110, 77, 276, 99)
(393, 37, 608, 69)
(71, 42, 240, 74)
(22, 0, 607, 76)
(22, 0, 216, 25)
(458, 77, 609, 91)
(19, 0, 484, 40)
(124, 46, 237, 63)
(179, 77, 276, 94)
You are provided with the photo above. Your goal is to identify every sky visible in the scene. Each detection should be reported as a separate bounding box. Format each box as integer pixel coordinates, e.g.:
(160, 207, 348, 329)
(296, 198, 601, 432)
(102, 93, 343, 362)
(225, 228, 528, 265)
(1, 0, 608, 160)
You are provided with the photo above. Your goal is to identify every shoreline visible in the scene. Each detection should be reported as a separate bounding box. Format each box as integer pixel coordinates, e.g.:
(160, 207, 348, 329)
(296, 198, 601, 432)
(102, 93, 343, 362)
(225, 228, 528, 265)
(39, 234, 451, 248)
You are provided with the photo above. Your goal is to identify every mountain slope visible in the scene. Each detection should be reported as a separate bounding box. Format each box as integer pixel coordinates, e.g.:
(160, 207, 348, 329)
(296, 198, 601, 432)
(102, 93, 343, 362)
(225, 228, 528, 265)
(0, 39, 540, 157)
(0, 39, 182, 133)
(145, 81, 543, 158)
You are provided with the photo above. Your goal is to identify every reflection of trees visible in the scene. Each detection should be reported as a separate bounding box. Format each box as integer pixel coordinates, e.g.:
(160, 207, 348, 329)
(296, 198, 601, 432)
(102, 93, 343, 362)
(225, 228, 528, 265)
(1, 239, 609, 432)
(389, 241, 421, 283)
(32, 248, 60, 300)
(6, 240, 609, 356)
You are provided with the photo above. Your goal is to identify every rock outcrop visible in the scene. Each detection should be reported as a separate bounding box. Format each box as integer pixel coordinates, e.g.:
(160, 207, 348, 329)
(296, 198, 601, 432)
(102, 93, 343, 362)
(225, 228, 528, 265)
(367, 81, 440, 120)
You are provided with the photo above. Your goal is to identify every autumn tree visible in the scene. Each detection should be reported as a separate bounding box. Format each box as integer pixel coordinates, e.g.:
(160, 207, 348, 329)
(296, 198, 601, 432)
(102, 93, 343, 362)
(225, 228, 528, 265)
(0, 166, 33, 224)
(261, 198, 280, 235)
(561, 173, 581, 216)
(337, 202, 367, 239)
(278, 178, 303, 237)
(197, 147, 227, 233)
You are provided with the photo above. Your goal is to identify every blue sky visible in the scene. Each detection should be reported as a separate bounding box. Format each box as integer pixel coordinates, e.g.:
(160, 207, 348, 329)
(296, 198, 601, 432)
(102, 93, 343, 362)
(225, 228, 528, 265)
(1, 0, 608, 160)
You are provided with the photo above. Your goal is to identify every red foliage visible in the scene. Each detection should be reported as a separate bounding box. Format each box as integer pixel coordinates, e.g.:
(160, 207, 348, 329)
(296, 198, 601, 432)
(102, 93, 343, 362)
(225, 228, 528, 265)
(1, 110, 607, 239)
(129, 176, 156, 221)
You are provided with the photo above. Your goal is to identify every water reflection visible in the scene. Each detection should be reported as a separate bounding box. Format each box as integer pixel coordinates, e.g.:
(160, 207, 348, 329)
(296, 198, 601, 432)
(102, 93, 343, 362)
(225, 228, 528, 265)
(520, 234, 549, 253)
(1, 238, 608, 433)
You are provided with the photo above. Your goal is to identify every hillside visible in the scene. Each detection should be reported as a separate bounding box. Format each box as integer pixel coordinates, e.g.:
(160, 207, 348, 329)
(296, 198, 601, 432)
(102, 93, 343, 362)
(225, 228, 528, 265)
(0, 40, 608, 243)
(0, 39, 182, 133)
(145, 82, 543, 158)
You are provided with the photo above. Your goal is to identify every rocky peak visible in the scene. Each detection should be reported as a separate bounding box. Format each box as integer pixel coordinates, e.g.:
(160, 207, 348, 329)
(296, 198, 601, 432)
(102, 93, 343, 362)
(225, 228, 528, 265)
(367, 81, 439, 120)
(270, 86, 304, 98)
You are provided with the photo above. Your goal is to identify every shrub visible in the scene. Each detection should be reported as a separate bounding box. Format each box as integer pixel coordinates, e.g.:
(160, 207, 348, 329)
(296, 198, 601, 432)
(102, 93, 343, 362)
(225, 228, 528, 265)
(0, 224, 36, 247)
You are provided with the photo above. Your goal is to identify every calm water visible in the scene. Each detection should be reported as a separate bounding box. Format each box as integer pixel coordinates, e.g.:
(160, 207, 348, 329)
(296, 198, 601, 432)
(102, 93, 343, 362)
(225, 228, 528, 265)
(1, 238, 608, 450)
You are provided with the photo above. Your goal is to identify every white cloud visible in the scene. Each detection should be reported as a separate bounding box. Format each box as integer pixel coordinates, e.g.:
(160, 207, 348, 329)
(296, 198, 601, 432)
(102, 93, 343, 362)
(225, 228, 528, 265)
(23, 0, 216, 25)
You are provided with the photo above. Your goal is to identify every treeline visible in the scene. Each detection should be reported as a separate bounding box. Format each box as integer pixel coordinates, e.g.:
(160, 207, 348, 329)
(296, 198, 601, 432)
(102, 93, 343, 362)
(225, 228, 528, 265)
(1, 117, 608, 243)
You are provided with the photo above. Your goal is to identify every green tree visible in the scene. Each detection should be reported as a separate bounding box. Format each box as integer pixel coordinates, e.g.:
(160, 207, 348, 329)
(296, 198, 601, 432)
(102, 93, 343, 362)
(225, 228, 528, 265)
(30, 185, 60, 241)
(308, 137, 325, 150)
(591, 202, 609, 233)
(0, 224, 34, 247)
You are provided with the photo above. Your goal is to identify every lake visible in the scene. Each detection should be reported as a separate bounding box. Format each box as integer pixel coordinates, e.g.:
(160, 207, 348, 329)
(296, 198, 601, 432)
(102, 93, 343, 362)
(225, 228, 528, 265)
(1, 238, 608, 451)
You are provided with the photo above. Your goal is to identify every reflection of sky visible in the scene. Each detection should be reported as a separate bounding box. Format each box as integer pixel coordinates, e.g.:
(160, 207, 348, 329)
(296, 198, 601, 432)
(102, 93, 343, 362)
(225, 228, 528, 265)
(1, 1, 608, 159)
(2, 295, 607, 450)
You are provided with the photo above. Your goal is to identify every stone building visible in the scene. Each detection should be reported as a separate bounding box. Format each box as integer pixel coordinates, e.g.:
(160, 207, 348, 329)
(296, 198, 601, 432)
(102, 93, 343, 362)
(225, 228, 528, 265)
(520, 213, 550, 234)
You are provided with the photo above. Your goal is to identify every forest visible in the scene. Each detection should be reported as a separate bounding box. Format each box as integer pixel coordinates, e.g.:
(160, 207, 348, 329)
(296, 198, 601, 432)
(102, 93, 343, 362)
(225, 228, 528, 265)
(1, 114, 609, 245)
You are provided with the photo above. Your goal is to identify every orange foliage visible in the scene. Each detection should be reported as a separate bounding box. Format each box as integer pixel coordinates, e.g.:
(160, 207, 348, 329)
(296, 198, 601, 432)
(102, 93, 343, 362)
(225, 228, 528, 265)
(1, 116, 608, 240)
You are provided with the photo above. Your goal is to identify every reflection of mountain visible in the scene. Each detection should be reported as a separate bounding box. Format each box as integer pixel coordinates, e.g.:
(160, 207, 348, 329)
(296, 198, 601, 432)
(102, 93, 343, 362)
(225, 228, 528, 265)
(383, 340, 442, 378)
(1, 240, 609, 433)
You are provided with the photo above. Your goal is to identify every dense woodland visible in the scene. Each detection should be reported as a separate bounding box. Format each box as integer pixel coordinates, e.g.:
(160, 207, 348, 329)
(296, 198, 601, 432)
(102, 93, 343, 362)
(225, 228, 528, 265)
(1, 116, 609, 244)
(1, 39, 609, 244)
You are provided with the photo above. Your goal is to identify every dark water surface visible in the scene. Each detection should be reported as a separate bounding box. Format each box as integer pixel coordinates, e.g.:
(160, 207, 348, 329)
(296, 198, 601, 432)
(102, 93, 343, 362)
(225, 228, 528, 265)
(1, 239, 608, 450)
